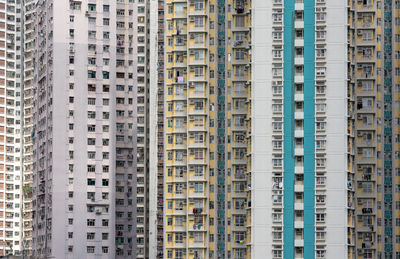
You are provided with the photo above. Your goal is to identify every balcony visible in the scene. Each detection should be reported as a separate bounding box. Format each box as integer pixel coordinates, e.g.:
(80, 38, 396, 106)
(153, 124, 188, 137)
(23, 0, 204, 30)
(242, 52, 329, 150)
(294, 202, 304, 210)
(294, 239, 304, 247)
(294, 184, 304, 192)
(294, 129, 304, 138)
(295, 220, 304, 229)
(357, 5, 373, 12)
(294, 166, 304, 174)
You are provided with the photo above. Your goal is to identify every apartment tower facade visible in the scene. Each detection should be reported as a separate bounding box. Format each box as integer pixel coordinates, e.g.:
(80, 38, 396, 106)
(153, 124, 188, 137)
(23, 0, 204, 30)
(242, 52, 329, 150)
(252, 0, 348, 257)
(252, 0, 400, 259)
(0, 0, 29, 256)
(30, 0, 149, 258)
(164, 0, 252, 258)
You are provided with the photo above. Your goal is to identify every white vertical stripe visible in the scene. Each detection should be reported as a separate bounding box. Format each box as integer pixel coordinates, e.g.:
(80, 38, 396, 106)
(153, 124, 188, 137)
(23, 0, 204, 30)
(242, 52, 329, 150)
(325, 0, 348, 258)
(251, 0, 274, 257)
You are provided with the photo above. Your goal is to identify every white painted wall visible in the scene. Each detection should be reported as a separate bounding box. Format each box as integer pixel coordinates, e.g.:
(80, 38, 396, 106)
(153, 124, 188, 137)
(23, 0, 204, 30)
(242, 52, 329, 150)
(325, 0, 348, 257)
(251, 0, 274, 257)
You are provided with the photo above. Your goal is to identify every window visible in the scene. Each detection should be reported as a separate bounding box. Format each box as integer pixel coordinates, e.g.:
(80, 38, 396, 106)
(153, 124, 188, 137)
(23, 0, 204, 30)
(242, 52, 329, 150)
(88, 4, 96, 11)
(87, 138, 96, 145)
(194, 33, 203, 44)
(235, 16, 245, 27)
(176, 118, 185, 128)
(175, 101, 185, 112)
(193, 116, 203, 127)
(87, 246, 95, 253)
(194, 83, 203, 93)
(194, 133, 203, 143)
(362, 30, 373, 41)
(194, 183, 203, 193)
(175, 233, 184, 244)
(316, 27, 326, 39)
(194, 166, 203, 176)
(316, 45, 326, 57)
(87, 219, 95, 226)
(272, 10, 283, 22)
(88, 31, 96, 39)
(87, 232, 95, 240)
(194, 50, 204, 60)
(194, 67, 203, 77)
(194, 0, 204, 10)
(316, 213, 325, 222)
(194, 149, 203, 160)
(88, 70, 96, 78)
(194, 100, 203, 110)
(272, 31, 282, 40)
(194, 17, 203, 27)
(315, 10, 326, 22)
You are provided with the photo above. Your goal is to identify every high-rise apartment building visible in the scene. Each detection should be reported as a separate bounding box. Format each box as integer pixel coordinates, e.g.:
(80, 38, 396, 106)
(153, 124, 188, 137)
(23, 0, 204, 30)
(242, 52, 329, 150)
(22, 0, 35, 257)
(0, 0, 398, 258)
(149, 0, 165, 258)
(163, 0, 252, 258)
(0, 0, 27, 256)
(0, 0, 36, 257)
(162, 0, 400, 258)
(252, 0, 349, 258)
(29, 0, 149, 257)
(348, 0, 398, 257)
(251, 0, 400, 259)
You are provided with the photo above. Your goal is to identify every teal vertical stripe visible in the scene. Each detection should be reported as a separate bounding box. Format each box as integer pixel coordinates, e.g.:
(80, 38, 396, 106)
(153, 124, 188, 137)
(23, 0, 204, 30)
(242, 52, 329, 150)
(304, 0, 315, 258)
(283, 0, 294, 258)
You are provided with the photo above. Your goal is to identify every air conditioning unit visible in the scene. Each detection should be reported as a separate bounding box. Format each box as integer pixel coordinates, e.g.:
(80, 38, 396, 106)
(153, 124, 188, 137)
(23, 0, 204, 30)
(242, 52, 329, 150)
(95, 209, 101, 215)
(85, 11, 90, 17)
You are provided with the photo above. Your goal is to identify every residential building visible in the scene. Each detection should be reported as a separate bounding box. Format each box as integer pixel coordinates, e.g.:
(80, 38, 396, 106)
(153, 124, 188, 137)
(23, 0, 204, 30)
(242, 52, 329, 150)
(1, 0, 399, 258)
(22, 0, 35, 257)
(252, 0, 400, 259)
(163, 0, 252, 258)
(149, 0, 165, 258)
(252, 0, 348, 258)
(0, 0, 26, 256)
(31, 0, 141, 258)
